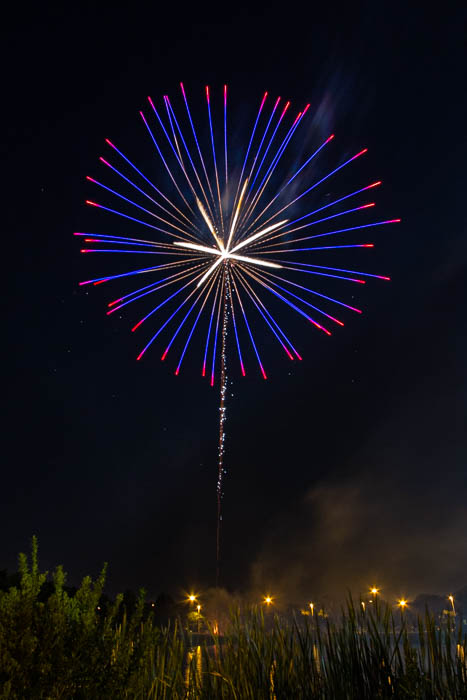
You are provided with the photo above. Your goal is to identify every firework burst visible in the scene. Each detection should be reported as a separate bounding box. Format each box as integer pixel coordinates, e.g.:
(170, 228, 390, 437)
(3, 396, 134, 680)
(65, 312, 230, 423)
(76, 84, 398, 584)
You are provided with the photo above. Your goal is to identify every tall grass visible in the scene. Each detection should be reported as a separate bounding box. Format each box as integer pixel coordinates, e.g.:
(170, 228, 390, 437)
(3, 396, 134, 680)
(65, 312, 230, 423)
(0, 539, 466, 698)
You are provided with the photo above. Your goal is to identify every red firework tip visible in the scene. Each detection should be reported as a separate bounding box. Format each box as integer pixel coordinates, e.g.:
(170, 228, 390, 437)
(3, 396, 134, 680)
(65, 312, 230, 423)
(93, 279, 108, 285)
(295, 352, 303, 360)
(359, 203, 375, 209)
(202, 364, 206, 377)
(205, 86, 210, 101)
(86, 200, 99, 207)
(132, 320, 144, 332)
(312, 320, 331, 336)
(261, 367, 267, 379)
(105, 138, 115, 148)
(285, 347, 294, 360)
(240, 362, 246, 376)
(367, 180, 382, 188)
(302, 103, 311, 115)
(175, 368, 180, 375)
(356, 279, 366, 284)
(326, 134, 335, 143)
(180, 81, 185, 93)
(80, 249, 88, 253)
(351, 148, 368, 160)
(161, 349, 168, 361)
(86, 176, 96, 182)
(380, 276, 391, 281)
(390, 218, 401, 223)
(293, 112, 302, 126)
(210, 375, 214, 386)
(108, 298, 122, 306)
(139, 110, 147, 123)
(136, 350, 145, 361)
(99, 157, 110, 166)
(147, 96, 154, 108)
(363, 244, 374, 247)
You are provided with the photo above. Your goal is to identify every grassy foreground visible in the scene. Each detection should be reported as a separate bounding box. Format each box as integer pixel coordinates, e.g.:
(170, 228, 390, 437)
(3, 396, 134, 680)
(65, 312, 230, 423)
(1, 540, 466, 698)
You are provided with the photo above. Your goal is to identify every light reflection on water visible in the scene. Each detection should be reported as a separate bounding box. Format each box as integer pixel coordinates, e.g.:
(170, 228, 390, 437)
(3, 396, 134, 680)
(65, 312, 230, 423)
(185, 645, 202, 688)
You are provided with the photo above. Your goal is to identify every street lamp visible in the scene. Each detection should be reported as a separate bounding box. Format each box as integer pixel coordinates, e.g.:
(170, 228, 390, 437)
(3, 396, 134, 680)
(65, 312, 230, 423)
(448, 595, 456, 615)
(370, 587, 380, 597)
(309, 602, 314, 616)
(264, 595, 273, 606)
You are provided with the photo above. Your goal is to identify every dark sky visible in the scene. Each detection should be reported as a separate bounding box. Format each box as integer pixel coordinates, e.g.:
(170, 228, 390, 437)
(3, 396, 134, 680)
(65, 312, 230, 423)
(2, 1, 466, 604)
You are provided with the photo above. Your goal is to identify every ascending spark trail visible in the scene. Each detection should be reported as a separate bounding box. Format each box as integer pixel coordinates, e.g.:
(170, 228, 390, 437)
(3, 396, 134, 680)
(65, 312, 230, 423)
(78, 84, 397, 587)
(216, 267, 229, 587)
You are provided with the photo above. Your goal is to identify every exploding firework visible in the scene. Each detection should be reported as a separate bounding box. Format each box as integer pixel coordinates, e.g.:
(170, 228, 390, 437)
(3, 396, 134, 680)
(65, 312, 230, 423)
(76, 84, 398, 584)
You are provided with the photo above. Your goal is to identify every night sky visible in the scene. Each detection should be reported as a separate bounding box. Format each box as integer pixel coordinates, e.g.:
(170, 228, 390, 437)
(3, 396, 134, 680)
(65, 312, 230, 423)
(2, 2, 466, 604)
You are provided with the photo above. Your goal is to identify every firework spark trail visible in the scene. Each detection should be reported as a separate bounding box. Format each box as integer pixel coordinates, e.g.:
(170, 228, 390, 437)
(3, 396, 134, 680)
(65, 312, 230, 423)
(243, 96, 281, 197)
(175, 272, 219, 375)
(227, 272, 246, 375)
(104, 138, 194, 226)
(234, 268, 295, 360)
(243, 134, 335, 234)
(140, 108, 198, 218)
(230, 271, 267, 379)
(224, 84, 228, 192)
(243, 266, 347, 326)
(241, 107, 307, 230)
(78, 84, 398, 585)
(229, 91, 268, 228)
(98, 157, 194, 234)
(206, 86, 224, 233)
(86, 176, 198, 241)
(234, 266, 302, 359)
(165, 96, 217, 224)
(180, 82, 217, 215)
(216, 267, 230, 587)
(210, 271, 224, 387)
